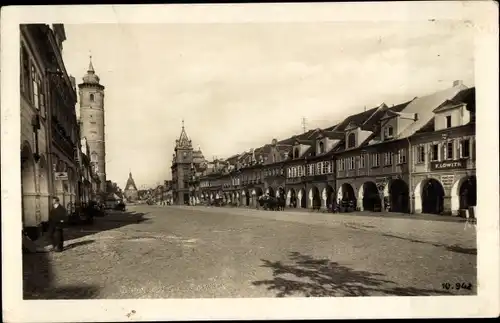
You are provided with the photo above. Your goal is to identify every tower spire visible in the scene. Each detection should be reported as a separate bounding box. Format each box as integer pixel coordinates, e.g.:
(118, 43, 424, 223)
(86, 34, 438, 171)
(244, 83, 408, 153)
(88, 51, 95, 73)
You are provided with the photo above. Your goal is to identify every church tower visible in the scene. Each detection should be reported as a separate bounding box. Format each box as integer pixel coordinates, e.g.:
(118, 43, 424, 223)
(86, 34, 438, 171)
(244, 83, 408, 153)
(78, 56, 107, 192)
(171, 120, 194, 205)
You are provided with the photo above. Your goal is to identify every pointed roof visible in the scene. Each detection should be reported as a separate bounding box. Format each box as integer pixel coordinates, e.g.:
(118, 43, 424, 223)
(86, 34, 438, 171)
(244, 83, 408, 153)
(175, 120, 192, 149)
(124, 171, 138, 191)
(81, 55, 101, 85)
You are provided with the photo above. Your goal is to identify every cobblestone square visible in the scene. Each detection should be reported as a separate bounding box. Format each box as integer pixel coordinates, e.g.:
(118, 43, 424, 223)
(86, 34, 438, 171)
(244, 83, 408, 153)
(23, 205, 477, 299)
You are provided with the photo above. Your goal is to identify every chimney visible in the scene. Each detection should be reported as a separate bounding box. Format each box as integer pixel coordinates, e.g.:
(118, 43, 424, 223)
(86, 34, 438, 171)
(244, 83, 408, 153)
(453, 80, 463, 87)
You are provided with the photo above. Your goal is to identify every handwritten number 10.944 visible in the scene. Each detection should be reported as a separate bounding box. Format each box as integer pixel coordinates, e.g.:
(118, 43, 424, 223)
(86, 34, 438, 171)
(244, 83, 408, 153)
(442, 282, 472, 290)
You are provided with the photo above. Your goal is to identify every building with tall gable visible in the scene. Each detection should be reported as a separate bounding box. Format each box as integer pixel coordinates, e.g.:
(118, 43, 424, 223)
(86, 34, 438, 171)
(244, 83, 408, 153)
(124, 171, 139, 202)
(171, 121, 208, 205)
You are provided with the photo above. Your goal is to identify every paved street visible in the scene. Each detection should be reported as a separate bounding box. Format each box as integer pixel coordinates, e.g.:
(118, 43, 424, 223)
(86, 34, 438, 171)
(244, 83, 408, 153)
(23, 205, 477, 299)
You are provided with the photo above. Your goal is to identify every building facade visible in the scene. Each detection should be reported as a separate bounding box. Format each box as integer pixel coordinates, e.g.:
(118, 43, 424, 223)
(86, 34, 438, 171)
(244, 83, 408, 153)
(78, 56, 107, 193)
(20, 24, 85, 239)
(124, 172, 139, 202)
(170, 122, 207, 205)
(196, 81, 476, 217)
(20, 24, 53, 237)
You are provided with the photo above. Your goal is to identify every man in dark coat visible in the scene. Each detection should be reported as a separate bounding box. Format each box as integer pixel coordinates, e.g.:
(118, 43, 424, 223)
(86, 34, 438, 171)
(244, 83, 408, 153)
(48, 197, 67, 252)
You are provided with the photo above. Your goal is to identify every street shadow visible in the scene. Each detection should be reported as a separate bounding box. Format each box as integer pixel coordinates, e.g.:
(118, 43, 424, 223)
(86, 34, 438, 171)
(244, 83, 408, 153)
(445, 245, 477, 255)
(23, 250, 100, 299)
(64, 239, 95, 251)
(252, 251, 451, 297)
(381, 233, 477, 256)
(40, 211, 151, 244)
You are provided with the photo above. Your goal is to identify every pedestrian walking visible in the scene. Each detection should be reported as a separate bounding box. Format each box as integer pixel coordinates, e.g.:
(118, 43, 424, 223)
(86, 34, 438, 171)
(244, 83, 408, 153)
(48, 197, 67, 252)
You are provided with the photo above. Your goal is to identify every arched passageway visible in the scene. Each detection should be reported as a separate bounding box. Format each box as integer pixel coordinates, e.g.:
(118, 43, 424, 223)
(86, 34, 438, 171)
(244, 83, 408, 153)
(459, 176, 477, 210)
(266, 186, 275, 197)
(287, 189, 297, 208)
(362, 182, 381, 211)
(298, 188, 307, 208)
(310, 186, 321, 209)
(324, 185, 334, 209)
(277, 187, 285, 199)
(389, 179, 409, 213)
(339, 183, 356, 203)
(421, 178, 445, 214)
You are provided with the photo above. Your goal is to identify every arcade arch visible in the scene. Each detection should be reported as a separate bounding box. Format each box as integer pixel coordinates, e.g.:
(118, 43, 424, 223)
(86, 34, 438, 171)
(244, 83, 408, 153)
(451, 175, 477, 214)
(389, 179, 410, 213)
(361, 181, 381, 212)
(309, 186, 321, 209)
(297, 188, 307, 208)
(323, 185, 335, 209)
(286, 188, 297, 208)
(266, 186, 275, 197)
(416, 178, 445, 215)
(277, 187, 285, 199)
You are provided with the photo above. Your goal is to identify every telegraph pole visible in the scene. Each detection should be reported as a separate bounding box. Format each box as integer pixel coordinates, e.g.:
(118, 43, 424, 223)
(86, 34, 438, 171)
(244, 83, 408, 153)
(301, 117, 307, 133)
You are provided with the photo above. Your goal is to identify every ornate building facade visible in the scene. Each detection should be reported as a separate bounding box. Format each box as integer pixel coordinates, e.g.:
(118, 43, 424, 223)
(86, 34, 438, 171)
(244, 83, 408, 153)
(78, 56, 107, 193)
(197, 81, 477, 217)
(124, 171, 139, 202)
(170, 121, 207, 205)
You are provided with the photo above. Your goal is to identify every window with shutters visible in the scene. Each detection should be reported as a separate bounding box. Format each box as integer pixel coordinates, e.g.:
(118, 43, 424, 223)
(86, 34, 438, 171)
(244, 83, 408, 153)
(327, 161, 333, 173)
(417, 146, 425, 163)
(446, 141, 454, 160)
(316, 162, 322, 175)
(372, 154, 380, 167)
(338, 159, 345, 171)
(359, 154, 366, 168)
(398, 149, 406, 164)
(461, 139, 470, 158)
(298, 165, 303, 177)
(322, 161, 329, 174)
(39, 78, 46, 117)
(32, 66, 39, 110)
(383, 152, 393, 166)
(431, 144, 439, 161)
(21, 45, 31, 97)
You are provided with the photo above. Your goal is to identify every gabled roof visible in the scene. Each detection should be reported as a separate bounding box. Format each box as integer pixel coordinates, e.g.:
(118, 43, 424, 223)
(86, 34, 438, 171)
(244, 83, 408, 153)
(333, 106, 381, 132)
(433, 87, 475, 113)
(396, 83, 468, 139)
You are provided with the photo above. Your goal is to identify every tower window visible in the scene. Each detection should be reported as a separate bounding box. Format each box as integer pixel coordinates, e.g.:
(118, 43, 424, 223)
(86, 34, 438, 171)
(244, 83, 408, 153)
(90, 93, 95, 102)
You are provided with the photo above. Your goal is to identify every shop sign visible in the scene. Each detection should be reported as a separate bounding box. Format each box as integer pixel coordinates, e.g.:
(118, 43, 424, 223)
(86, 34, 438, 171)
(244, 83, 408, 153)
(430, 160, 466, 171)
(441, 175, 455, 190)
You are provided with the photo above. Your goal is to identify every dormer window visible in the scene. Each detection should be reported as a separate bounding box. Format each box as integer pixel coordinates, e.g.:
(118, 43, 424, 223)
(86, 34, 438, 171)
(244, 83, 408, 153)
(446, 115, 452, 128)
(347, 133, 356, 148)
(294, 147, 299, 159)
(384, 126, 394, 139)
(318, 141, 325, 154)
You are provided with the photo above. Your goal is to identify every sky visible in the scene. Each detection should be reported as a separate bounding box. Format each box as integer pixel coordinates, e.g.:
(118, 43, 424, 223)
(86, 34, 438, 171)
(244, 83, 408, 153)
(61, 21, 474, 189)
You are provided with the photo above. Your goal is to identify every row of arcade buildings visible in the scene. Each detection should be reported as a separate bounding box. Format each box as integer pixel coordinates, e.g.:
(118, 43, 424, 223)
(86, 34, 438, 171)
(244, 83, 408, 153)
(20, 24, 105, 239)
(172, 81, 476, 216)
